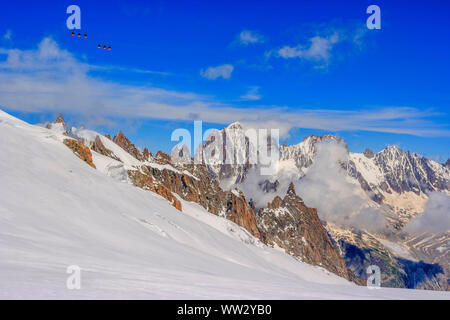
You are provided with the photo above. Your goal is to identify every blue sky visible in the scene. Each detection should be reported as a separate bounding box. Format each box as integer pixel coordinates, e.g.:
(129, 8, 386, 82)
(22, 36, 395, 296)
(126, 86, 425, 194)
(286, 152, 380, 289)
(0, 0, 449, 161)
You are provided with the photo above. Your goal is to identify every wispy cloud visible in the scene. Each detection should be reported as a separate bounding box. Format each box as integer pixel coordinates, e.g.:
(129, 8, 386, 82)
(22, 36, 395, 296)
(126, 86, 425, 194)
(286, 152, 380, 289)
(0, 38, 448, 138)
(268, 24, 368, 67)
(405, 192, 450, 234)
(277, 33, 339, 62)
(238, 30, 264, 46)
(200, 64, 234, 80)
(3, 30, 12, 41)
(240, 86, 261, 101)
(89, 64, 172, 76)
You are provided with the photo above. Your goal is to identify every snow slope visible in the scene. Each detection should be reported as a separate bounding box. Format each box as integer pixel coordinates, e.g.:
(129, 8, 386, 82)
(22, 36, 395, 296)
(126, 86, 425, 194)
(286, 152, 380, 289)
(0, 110, 448, 299)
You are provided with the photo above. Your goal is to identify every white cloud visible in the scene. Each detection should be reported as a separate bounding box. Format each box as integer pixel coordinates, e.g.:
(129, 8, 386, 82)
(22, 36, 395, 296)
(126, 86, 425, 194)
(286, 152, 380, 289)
(405, 192, 450, 234)
(200, 64, 234, 80)
(277, 33, 339, 63)
(271, 24, 369, 67)
(239, 30, 264, 45)
(3, 30, 12, 41)
(240, 86, 261, 101)
(294, 140, 386, 231)
(0, 38, 449, 138)
(235, 140, 387, 232)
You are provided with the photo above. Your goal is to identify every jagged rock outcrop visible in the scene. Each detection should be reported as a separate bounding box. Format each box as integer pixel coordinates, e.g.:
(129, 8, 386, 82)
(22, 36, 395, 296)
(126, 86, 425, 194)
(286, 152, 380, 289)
(127, 170, 182, 211)
(46, 113, 68, 133)
(364, 148, 375, 159)
(113, 131, 145, 161)
(258, 183, 360, 283)
(445, 159, 450, 169)
(91, 136, 121, 161)
(143, 148, 151, 160)
(63, 139, 96, 169)
(154, 151, 171, 164)
(54, 113, 67, 126)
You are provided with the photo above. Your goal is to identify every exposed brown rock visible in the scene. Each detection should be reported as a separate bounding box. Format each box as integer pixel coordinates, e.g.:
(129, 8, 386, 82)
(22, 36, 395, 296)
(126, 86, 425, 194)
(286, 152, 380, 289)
(127, 170, 181, 211)
(46, 113, 68, 133)
(224, 191, 260, 238)
(54, 113, 66, 125)
(155, 151, 171, 164)
(143, 148, 151, 160)
(267, 196, 282, 210)
(113, 131, 145, 161)
(154, 184, 182, 211)
(258, 184, 361, 283)
(105, 134, 111, 140)
(364, 148, 375, 159)
(127, 170, 154, 190)
(63, 139, 96, 169)
(91, 136, 121, 161)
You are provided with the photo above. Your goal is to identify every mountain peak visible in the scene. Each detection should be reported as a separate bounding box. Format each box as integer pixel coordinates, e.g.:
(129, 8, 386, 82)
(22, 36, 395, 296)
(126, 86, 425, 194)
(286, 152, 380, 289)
(363, 148, 375, 159)
(385, 145, 402, 152)
(54, 113, 66, 125)
(445, 159, 450, 169)
(46, 112, 68, 133)
(113, 131, 145, 161)
(227, 122, 243, 130)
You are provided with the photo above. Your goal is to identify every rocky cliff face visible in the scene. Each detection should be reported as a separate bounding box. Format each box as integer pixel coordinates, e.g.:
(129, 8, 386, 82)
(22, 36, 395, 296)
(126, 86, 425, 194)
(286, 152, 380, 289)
(63, 138, 96, 169)
(258, 183, 359, 282)
(113, 131, 146, 161)
(127, 169, 182, 211)
(91, 135, 121, 161)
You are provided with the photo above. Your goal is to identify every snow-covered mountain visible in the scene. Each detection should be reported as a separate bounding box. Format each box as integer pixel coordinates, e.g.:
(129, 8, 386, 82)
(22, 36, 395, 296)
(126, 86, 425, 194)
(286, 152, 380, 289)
(1, 110, 449, 298)
(193, 123, 449, 290)
(199, 124, 449, 226)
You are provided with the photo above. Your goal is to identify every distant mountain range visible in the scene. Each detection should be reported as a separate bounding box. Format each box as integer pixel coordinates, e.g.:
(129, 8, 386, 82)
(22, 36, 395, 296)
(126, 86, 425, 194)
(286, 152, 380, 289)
(38, 114, 450, 291)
